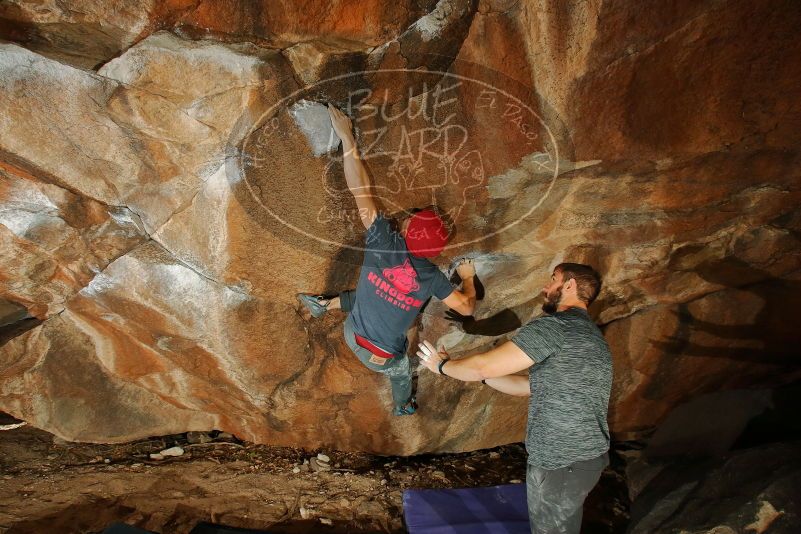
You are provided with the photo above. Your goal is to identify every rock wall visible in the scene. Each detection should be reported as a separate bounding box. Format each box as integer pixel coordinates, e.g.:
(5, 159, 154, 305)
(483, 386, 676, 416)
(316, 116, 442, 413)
(627, 440, 801, 533)
(1, 0, 800, 453)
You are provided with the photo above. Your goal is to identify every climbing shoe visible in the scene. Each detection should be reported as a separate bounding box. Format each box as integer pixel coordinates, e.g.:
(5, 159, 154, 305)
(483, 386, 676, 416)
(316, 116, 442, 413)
(297, 294, 330, 318)
(393, 397, 418, 416)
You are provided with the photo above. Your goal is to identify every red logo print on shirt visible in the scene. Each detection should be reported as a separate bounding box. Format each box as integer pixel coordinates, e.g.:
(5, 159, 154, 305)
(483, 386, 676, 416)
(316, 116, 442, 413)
(382, 259, 420, 294)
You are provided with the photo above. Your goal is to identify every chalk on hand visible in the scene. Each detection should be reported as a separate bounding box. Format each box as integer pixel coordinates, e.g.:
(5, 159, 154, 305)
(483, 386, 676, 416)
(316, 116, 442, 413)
(420, 341, 437, 359)
(417, 342, 433, 360)
(448, 256, 476, 277)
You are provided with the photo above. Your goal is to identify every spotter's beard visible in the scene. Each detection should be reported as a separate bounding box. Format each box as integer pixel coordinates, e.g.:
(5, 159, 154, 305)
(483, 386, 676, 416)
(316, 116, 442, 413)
(542, 285, 563, 314)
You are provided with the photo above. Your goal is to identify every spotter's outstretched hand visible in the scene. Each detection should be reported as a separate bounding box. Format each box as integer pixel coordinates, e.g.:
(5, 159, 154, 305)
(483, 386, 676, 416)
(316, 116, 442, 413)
(417, 340, 448, 374)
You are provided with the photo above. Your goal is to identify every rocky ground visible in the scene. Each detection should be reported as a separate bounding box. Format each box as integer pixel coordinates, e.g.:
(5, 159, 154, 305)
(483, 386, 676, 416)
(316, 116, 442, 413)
(0, 416, 629, 533)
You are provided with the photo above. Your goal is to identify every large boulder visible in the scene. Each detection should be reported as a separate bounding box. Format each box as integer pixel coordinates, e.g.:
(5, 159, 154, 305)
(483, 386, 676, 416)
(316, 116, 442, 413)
(0, 0, 438, 69)
(0, 161, 146, 319)
(0, 0, 799, 452)
(627, 441, 801, 533)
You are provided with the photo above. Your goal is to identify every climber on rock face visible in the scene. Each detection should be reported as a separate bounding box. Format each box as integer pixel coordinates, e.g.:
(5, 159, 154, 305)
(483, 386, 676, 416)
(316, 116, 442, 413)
(298, 103, 477, 416)
(416, 263, 612, 534)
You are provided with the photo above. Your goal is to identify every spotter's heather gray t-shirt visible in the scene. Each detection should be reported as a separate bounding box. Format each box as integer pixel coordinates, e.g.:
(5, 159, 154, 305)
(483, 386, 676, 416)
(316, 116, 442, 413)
(349, 215, 455, 357)
(511, 307, 612, 469)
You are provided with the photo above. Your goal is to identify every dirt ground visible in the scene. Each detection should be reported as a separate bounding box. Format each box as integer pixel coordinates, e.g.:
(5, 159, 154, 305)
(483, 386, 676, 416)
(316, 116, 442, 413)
(0, 416, 629, 533)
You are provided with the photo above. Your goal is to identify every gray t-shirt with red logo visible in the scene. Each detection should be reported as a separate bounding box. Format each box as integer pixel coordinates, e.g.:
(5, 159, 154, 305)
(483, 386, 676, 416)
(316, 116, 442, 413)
(349, 215, 455, 356)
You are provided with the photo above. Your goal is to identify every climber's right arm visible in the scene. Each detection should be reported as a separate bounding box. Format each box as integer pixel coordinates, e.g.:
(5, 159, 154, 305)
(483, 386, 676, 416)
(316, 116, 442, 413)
(442, 280, 476, 316)
(442, 259, 477, 315)
(328, 104, 378, 229)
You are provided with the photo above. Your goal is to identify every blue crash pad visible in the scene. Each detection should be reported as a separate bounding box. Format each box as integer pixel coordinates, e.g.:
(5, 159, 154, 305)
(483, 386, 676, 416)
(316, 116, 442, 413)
(403, 483, 530, 533)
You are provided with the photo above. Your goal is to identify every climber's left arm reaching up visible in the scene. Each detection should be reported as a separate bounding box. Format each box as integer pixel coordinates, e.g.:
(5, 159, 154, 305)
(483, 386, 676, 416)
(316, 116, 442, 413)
(328, 104, 378, 229)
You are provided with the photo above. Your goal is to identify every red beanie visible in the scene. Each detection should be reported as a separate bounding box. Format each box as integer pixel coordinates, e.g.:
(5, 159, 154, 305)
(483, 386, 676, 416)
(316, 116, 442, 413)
(404, 209, 449, 258)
